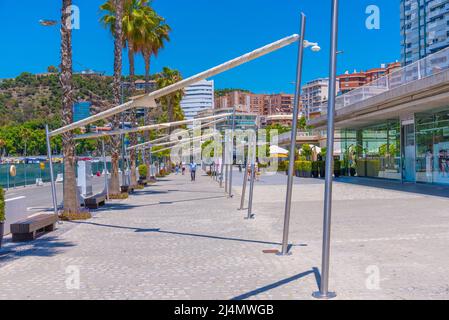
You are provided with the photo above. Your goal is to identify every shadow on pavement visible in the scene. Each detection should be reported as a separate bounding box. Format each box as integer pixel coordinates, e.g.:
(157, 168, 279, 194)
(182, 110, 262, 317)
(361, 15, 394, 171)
(230, 267, 321, 300)
(69, 221, 308, 248)
(0, 236, 75, 266)
(336, 176, 449, 198)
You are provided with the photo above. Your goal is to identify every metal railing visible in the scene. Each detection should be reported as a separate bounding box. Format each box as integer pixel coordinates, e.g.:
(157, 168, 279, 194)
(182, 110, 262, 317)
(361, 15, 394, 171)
(321, 45, 449, 114)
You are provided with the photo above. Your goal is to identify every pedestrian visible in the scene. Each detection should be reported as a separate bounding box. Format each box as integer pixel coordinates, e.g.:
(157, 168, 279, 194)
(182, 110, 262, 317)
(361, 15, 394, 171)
(182, 162, 186, 175)
(189, 161, 197, 181)
(175, 163, 180, 175)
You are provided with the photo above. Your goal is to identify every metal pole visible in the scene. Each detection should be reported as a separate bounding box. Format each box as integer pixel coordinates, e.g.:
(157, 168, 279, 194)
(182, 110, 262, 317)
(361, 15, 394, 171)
(279, 13, 306, 256)
(102, 139, 109, 200)
(228, 107, 236, 198)
(220, 141, 225, 188)
(246, 135, 256, 220)
(45, 124, 58, 216)
(239, 160, 249, 211)
(24, 142, 27, 187)
(224, 164, 229, 194)
(149, 146, 153, 179)
(313, 0, 339, 300)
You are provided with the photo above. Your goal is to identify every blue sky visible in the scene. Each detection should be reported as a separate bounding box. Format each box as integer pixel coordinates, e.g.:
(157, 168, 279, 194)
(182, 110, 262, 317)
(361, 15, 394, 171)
(0, 0, 400, 94)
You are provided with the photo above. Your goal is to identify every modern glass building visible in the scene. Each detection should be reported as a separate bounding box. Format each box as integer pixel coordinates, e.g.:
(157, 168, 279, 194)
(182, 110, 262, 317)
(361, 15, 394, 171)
(339, 109, 449, 185)
(401, 0, 449, 65)
(309, 42, 449, 186)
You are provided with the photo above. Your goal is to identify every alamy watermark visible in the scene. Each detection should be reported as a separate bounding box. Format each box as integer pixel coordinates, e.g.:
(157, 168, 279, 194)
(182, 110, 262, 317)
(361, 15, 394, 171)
(366, 5, 380, 30)
(65, 5, 81, 30)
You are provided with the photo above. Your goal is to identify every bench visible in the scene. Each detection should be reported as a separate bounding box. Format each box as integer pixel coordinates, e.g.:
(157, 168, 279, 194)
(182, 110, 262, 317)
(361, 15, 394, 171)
(11, 214, 58, 242)
(84, 194, 106, 209)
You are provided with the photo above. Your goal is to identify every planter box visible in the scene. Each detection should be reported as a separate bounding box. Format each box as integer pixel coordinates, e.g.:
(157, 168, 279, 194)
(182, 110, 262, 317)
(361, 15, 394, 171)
(303, 171, 312, 178)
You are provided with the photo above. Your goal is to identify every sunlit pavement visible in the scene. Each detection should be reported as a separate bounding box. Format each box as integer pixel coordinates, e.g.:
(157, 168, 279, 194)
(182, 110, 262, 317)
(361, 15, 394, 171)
(1, 170, 449, 299)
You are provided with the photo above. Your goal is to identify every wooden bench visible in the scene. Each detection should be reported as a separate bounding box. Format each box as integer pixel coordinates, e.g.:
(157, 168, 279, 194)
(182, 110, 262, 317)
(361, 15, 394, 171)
(11, 214, 58, 242)
(84, 194, 106, 209)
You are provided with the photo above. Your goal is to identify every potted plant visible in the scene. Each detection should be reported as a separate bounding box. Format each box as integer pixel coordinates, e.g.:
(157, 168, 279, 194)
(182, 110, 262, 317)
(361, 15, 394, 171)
(138, 164, 148, 186)
(294, 161, 302, 177)
(312, 161, 319, 178)
(303, 161, 312, 178)
(319, 161, 326, 178)
(334, 159, 341, 178)
(0, 187, 5, 249)
(350, 167, 356, 176)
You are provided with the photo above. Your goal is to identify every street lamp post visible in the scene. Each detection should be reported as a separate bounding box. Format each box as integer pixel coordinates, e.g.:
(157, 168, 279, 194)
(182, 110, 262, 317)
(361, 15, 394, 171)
(313, 0, 339, 300)
(279, 13, 321, 256)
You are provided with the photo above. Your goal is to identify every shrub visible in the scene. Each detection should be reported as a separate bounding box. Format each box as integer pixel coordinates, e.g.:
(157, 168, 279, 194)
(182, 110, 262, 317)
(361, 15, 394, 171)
(0, 187, 4, 222)
(278, 161, 286, 172)
(318, 161, 326, 178)
(303, 161, 312, 172)
(301, 144, 312, 160)
(138, 164, 148, 178)
(312, 161, 319, 177)
(334, 160, 341, 177)
(294, 161, 303, 172)
(356, 159, 380, 177)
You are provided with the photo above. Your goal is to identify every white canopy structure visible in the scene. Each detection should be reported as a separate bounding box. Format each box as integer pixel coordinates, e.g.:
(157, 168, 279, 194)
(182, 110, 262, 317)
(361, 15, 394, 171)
(127, 117, 227, 151)
(270, 145, 289, 155)
(50, 34, 299, 138)
(74, 113, 231, 141)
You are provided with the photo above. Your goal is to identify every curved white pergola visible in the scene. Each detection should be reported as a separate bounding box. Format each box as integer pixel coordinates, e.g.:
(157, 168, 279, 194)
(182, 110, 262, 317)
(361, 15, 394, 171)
(49, 34, 299, 138)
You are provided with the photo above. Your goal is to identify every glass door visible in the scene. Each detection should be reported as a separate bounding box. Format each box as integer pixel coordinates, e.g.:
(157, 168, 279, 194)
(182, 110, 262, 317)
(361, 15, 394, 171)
(402, 123, 416, 182)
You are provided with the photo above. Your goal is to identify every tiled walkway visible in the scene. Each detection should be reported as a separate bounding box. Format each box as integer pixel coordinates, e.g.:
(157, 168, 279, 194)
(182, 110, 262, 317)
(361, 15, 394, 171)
(1, 171, 449, 299)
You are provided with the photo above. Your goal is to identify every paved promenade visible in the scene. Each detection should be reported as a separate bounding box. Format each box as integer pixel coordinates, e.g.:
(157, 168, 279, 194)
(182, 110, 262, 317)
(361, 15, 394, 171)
(1, 170, 449, 300)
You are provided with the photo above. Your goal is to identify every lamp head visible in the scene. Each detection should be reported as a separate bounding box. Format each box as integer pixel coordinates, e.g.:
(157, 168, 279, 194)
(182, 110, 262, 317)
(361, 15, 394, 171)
(311, 45, 321, 52)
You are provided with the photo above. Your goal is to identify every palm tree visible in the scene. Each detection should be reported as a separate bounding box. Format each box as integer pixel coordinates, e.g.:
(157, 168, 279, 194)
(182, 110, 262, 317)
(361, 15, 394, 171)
(155, 67, 184, 171)
(60, 0, 79, 214)
(141, 15, 171, 94)
(101, 0, 156, 187)
(156, 67, 183, 125)
(102, 0, 124, 195)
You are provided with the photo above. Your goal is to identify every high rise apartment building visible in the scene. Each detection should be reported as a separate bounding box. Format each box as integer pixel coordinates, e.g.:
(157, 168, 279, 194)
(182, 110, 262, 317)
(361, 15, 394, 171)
(401, 0, 449, 65)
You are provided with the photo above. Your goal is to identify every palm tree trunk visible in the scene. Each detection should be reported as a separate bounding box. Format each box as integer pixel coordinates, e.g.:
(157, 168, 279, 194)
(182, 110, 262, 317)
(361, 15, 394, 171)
(128, 41, 137, 186)
(144, 51, 152, 180)
(61, 0, 79, 214)
(110, 0, 124, 195)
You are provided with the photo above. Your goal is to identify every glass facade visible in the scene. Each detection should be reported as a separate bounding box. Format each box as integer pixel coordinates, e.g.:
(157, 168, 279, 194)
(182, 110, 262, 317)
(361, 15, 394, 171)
(341, 120, 401, 180)
(416, 108, 449, 185)
(340, 106, 449, 185)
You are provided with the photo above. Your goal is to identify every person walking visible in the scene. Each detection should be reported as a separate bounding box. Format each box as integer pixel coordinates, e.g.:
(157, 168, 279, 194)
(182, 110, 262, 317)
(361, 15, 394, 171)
(189, 161, 197, 181)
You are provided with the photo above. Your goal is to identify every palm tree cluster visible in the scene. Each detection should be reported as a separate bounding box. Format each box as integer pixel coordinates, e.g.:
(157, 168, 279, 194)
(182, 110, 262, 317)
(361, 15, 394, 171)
(59, 0, 181, 216)
(100, 0, 171, 193)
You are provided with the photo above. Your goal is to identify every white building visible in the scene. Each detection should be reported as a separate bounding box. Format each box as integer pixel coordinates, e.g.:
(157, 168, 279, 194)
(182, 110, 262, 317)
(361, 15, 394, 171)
(180, 80, 214, 122)
(301, 78, 330, 118)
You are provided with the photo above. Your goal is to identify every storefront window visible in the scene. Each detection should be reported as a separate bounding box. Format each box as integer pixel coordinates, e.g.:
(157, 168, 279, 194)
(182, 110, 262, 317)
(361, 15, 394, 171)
(341, 120, 401, 179)
(416, 108, 449, 184)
